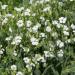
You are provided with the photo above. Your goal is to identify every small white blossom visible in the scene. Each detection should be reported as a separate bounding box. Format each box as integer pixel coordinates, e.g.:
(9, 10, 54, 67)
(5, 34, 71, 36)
(5, 14, 14, 18)
(13, 51, 17, 56)
(26, 64, 32, 71)
(11, 36, 22, 45)
(52, 20, 58, 25)
(14, 7, 24, 12)
(59, 17, 67, 24)
(56, 40, 61, 46)
(59, 42, 64, 48)
(45, 20, 49, 26)
(24, 9, 31, 16)
(26, 20, 32, 27)
(40, 16, 45, 22)
(57, 23, 62, 28)
(71, 24, 75, 30)
(11, 65, 17, 71)
(29, 0, 33, 4)
(5, 36, 12, 41)
(70, 0, 73, 1)
(63, 25, 69, 31)
(51, 32, 58, 37)
(32, 24, 41, 33)
(43, 6, 51, 12)
(46, 26, 51, 32)
(63, 31, 69, 36)
(44, 51, 54, 58)
(9, 27, 12, 32)
(17, 20, 24, 27)
(1, 5, 8, 9)
(16, 71, 23, 75)
(34, 54, 46, 62)
(0, 50, 3, 55)
(23, 57, 30, 64)
(65, 39, 71, 43)
(57, 49, 64, 57)
(39, 33, 46, 38)
(2, 18, 8, 25)
(56, 40, 64, 48)
(32, 25, 39, 33)
(45, 0, 49, 2)
(30, 37, 39, 45)
(32, 13, 36, 16)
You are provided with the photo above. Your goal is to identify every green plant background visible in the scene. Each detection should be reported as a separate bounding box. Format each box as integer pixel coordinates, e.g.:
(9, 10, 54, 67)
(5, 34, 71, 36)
(0, 0, 75, 75)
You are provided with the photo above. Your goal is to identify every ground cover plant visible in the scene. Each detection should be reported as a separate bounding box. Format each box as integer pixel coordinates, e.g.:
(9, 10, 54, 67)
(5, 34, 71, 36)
(0, 0, 75, 75)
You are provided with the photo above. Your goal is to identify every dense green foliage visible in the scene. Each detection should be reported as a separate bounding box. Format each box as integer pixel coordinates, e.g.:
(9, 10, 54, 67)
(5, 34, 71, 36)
(0, 0, 75, 75)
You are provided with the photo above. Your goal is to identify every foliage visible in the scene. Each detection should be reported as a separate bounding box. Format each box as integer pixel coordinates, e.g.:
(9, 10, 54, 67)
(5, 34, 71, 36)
(0, 0, 75, 75)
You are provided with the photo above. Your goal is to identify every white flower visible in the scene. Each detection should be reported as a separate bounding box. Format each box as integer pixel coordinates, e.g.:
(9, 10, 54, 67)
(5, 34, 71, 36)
(24, 12, 30, 16)
(63, 31, 69, 36)
(30, 63, 35, 67)
(56, 40, 61, 46)
(29, 0, 33, 4)
(45, 0, 49, 2)
(11, 36, 22, 45)
(63, 25, 69, 31)
(43, 6, 51, 12)
(45, 20, 49, 26)
(51, 32, 58, 37)
(26, 64, 32, 71)
(46, 26, 51, 32)
(57, 49, 64, 57)
(27, 28, 32, 32)
(52, 20, 58, 25)
(24, 9, 31, 16)
(9, 27, 12, 32)
(17, 20, 24, 27)
(30, 37, 39, 45)
(73, 30, 75, 33)
(36, 23, 41, 28)
(26, 20, 32, 27)
(39, 0, 44, 4)
(56, 23, 62, 28)
(71, 24, 75, 30)
(0, 50, 3, 55)
(14, 7, 24, 12)
(16, 71, 23, 75)
(39, 33, 46, 38)
(59, 42, 64, 48)
(34, 54, 45, 62)
(31, 23, 41, 33)
(59, 17, 67, 24)
(32, 13, 36, 16)
(11, 65, 17, 71)
(56, 40, 64, 48)
(70, 0, 73, 1)
(44, 51, 54, 58)
(5, 14, 14, 18)
(31, 41, 38, 45)
(59, 2, 63, 6)
(2, 18, 8, 25)
(32, 25, 39, 33)
(44, 51, 50, 57)
(40, 16, 45, 21)
(65, 39, 71, 43)
(23, 57, 30, 64)
(40, 56, 46, 63)
(13, 51, 17, 56)
(1, 5, 8, 9)
(5, 36, 12, 41)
